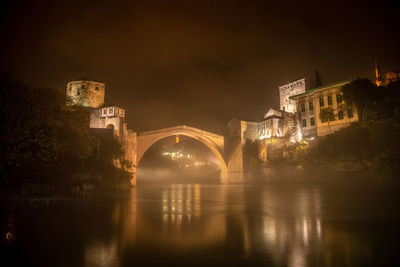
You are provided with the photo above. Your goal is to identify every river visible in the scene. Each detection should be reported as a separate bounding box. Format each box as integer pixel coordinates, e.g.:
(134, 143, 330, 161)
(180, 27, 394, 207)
(2, 179, 400, 266)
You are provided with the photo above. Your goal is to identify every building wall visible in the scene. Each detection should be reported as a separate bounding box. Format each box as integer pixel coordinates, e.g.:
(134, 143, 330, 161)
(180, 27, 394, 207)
(295, 85, 359, 137)
(257, 118, 284, 140)
(66, 81, 105, 108)
(279, 78, 306, 113)
(227, 118, 258, 140)
(90, 106, 126, 137)
(241, 121, 258, 140)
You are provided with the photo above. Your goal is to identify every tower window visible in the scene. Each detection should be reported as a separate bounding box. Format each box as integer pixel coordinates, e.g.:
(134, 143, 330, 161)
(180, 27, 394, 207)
(95, 86, 99, 91)
(81, 84, 85, 89)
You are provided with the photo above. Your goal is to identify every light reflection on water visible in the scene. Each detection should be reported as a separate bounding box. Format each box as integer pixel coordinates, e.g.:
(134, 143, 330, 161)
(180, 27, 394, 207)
(5, 180, 400, 266)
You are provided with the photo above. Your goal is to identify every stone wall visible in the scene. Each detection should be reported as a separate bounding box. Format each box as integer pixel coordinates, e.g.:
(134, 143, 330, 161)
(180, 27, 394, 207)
(66, 80, 105, 108)
(241, 121, 258, 140)
(257, 138, 286, 163)
(279, 78, 306, 113)
(317, 122, 352, 136)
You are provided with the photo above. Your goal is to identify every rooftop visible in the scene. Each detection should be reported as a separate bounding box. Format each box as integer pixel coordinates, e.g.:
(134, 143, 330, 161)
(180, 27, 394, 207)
(289, 78, 354, 99)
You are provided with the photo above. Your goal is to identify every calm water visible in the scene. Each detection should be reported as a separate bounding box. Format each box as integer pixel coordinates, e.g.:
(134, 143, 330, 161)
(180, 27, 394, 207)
(2, 181, 400, 266)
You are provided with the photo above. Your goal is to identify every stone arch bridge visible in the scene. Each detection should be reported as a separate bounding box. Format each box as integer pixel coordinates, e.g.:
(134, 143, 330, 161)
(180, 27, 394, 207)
(123, 125, 244, 185)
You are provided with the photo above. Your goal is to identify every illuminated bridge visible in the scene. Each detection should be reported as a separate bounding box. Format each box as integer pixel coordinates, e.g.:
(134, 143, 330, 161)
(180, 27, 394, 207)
(123, 125, 244, 185)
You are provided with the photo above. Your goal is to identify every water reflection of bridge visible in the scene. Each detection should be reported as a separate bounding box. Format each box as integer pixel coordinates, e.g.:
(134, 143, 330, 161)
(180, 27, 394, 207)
(83, 184, 362, 267)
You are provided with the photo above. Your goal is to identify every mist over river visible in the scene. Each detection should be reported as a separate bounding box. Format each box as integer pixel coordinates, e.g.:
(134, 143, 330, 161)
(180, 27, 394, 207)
(1, 175, 400, 267)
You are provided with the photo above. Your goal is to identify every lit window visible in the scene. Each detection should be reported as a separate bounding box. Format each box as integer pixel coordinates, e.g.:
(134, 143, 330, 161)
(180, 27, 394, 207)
(328, 95, 333, 105)
(309, 102, 314, 111)
(338, 110, 344, 120)
(348, 109, 354, 118)
(302, 119, 307, 127)
(319, 98, 324, 107)
(310, 117, 315, 126)
(301, 103, 306, 112)
(103, 109, 106, 115)
(109, 108, 113, 113)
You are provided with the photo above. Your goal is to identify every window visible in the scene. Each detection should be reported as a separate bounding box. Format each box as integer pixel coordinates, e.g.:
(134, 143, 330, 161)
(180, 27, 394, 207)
(319, 97, 324, 107)
(116, 109, 119, 115)
(103, 109, 106, 115)
(328, 95, 333, 105)
(310, 117, 315, 126)
(338, 110, 344, 120)
(301, 103, 306, 112)
(77, 90, 80, 96)
(336, 94, 343, 103)
(330, 113, 335, 121)
(109, 108, 113, 113)
(302, 119, 307, 127)
(348, 109, 354, 118)
(95, 86, 99, 91)
(309, 101, 314, 111)
(81, 84, 85, 89)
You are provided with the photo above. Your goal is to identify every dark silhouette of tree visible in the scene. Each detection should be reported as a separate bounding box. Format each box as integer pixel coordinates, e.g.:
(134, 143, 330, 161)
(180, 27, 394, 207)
(315, 68, 322, 88)
(341, 78, 380, 122)
(319, 108, 335, 134)
(0, 73, 130, 189)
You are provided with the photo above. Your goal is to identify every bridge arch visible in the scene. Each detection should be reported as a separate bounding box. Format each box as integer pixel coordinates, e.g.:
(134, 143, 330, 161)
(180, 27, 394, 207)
(136, 126, 227, 172)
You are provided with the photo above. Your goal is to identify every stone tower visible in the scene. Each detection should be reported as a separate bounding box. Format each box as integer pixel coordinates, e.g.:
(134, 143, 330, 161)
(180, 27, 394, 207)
(66, 80, 105, 108)
(279, 78, 306, 113)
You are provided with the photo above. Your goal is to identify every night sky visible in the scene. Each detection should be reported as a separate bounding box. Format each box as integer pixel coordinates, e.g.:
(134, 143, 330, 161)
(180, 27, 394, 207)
(1, 0, 399, 134)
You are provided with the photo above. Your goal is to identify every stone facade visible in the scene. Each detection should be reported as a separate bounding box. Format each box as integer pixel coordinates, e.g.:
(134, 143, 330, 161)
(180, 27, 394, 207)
(227, 118, 258, 140)
(279, 78, 306, 113)
(90, 106, 126, 138)
(66, 80, 105, 108)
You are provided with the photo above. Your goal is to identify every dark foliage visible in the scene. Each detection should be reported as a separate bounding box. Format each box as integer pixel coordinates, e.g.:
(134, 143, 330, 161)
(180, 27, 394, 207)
(0, 73, 131, 189)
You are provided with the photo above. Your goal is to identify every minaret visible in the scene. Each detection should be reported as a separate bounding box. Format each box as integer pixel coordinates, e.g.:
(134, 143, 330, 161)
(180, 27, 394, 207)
(374, 58, 383, 86)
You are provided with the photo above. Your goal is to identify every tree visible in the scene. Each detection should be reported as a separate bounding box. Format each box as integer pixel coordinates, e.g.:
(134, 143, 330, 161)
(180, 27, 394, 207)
(319, 108, 335, 134)
(341, 78, 379, 122)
